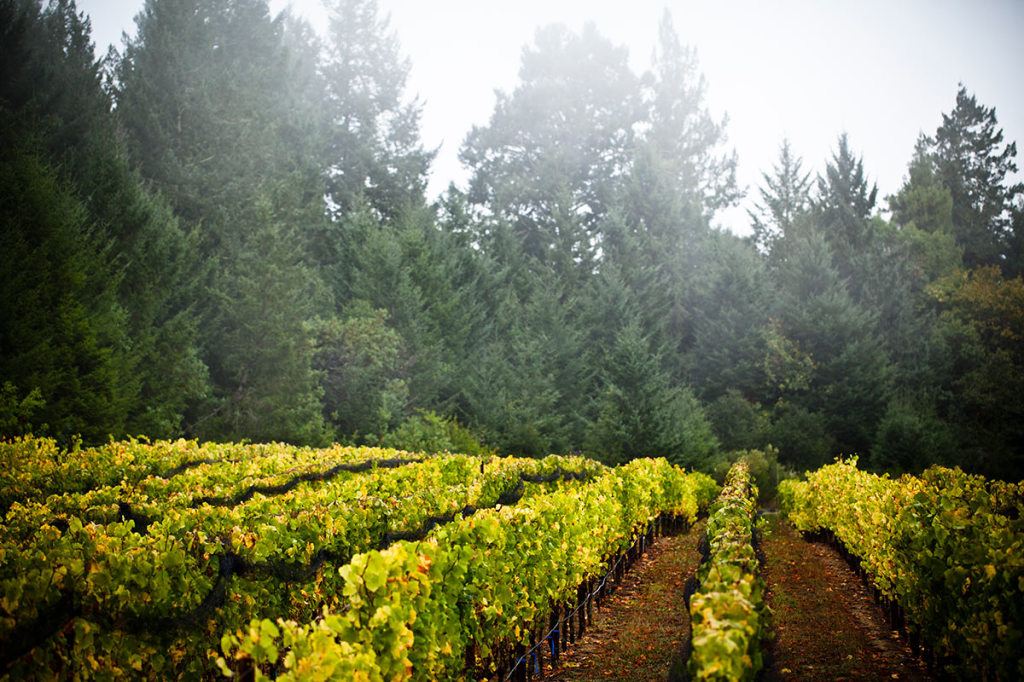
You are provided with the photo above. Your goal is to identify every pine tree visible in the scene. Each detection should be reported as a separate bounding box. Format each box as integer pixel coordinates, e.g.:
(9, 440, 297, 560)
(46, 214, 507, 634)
(930, 85, 1022, 268)
(587, 323, 718, 468)
(770, 227, 893, 461)
(0, 128, 127, 443)
(815, 133, 878, 274)
(320, 0, 433, 222)
(460, 22, 639, 273)
(114, 0, 330, 443)
(887, 136, 963, 285)
(644, 9, 740, 221)
(1, 0, 206, 441)
(686, 230, 773, 401)
(458, 265, 591, 456)
(749, 140, 812, 256)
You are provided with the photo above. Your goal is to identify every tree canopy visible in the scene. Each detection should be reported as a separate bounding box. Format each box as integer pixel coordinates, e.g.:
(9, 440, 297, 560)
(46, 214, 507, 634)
(2, 0, 1021, 481)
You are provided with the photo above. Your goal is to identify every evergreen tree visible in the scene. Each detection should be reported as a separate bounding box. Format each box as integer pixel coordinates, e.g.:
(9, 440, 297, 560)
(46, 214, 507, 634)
(460, 22, 639, 274)
(459, 266, 591, 456)
(644, 9, 740, 221)
(1, 0, 205, 441)
(311, 0, 462, 441)
(456, 17, 743, 457)
(888, 137, 963, 285)
(686, 230, 772, 401)
(614, 14, 738, 366)
(930, 85, 1022, 269)
(608, 149, 694, 350)
(818, 138, 938, 403)
(115, 0, 330, 443)
(401, 202, 500, 422)
(14, 0, 1020, 475)
(324, 203, 434, 427)
(749, 139, 812, 256)
(587, 323, 717, 468)
(320, 0, 434, 222)
(0, 128, 127, 443)
(814, 133, 878, 280)
(770, 226, 893, 461)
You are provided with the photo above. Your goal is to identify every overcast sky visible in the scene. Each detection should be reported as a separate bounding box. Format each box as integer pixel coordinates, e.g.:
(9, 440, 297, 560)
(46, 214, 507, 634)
(78, 0, 1024, 234)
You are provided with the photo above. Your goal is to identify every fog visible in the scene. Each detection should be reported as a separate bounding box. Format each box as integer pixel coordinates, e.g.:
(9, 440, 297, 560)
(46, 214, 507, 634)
(79, 0, 1024, 233)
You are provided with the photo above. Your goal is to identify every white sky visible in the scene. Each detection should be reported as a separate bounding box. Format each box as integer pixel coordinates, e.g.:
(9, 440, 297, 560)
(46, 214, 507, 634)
(78, 0, 1024, 234)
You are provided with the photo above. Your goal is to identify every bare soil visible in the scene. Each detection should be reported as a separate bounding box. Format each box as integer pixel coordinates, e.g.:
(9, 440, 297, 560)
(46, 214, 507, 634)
(522, 513, 934, 681)
(544, 523, 705, 681)
(760, 513, 932, 681)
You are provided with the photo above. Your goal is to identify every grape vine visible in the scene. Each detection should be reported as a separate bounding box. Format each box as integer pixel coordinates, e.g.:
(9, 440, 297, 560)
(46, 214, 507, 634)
(778, 459, 1023, 680)
(686, 460, 768, 681)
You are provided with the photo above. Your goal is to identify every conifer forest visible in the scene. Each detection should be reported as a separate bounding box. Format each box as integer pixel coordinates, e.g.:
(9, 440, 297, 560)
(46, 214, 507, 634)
(5, 0, 1023, 480)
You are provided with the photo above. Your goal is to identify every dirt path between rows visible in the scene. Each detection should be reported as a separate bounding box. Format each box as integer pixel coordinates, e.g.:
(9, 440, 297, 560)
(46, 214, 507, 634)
(527, 513, 933, 681)
(544, 522, 705, 681)
(760, 513, 932, 681)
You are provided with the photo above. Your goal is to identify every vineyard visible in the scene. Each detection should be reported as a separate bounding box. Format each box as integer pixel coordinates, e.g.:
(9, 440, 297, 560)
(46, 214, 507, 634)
(1, 439, 1021, 680)
(687, 461, 767, 680)
(778, 459, 1024, 681)
(0, 437, 717, 679)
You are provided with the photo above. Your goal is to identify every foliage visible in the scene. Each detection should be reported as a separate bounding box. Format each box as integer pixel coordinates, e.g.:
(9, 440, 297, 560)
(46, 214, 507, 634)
(927, 266, 1024, 479)
(0, 436, 621, 677)
(3, 0, 1023, 485)
(779, 458, 1024, 681)
(813, 134, 879, 290)
(708, 447, 791, 506)
(705, 391, 769, 453)
(759, 318, 814, 403)
(380, 411, 496, 457)
(211, 454, 707, 679)
(688, 461, 769, 681)
(0, 384, 44, 438)
(587, 323, 718, 468)
(643, 9, 740, 220)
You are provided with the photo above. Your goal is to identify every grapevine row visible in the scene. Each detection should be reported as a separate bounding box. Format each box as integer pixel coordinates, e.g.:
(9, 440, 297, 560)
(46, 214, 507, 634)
(1, 436, 432, 517)
(778, 459, 1023, 680)
(218, 459, 719, 681)
(685, 460, 768, 681)
(0, 450, 600, 678)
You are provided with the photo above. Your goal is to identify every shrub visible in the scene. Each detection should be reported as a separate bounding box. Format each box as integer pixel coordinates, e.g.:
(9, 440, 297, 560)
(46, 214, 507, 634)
(708, 447, 793, 506)
(380, 410, 495, 457)
(706, 390, 769, 452)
